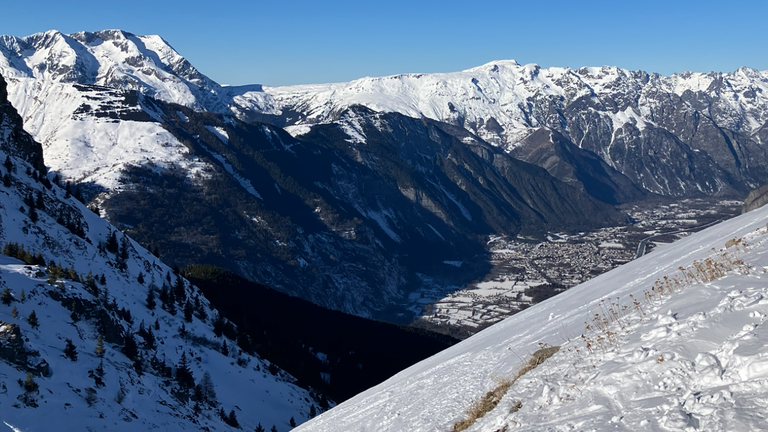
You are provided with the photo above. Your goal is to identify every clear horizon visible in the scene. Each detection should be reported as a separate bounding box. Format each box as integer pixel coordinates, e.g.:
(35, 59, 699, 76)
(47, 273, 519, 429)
(3, 0, 766, 87)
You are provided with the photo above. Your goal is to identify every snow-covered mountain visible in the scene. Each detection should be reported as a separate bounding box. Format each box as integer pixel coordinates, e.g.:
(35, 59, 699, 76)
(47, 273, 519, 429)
(0, 30, 628, 319)
(0, 74, 315, 431)
(4, 29, 768, 201)
(294, 196, 768, 431)
(246, 61, 768, 197)
(0, 29, 224, 111)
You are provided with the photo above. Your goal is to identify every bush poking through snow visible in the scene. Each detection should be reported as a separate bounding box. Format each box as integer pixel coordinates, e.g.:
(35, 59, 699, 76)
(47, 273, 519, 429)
(451, 345, 560, 432)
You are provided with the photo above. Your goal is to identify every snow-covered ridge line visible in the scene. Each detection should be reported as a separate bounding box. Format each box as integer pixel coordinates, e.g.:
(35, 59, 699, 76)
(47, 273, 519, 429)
(296, 205, 768, 431)
(3, 29, 767, 198)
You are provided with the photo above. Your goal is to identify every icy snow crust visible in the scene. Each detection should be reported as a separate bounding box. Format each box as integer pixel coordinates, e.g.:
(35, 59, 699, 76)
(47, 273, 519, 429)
(296, 205, 768, 431)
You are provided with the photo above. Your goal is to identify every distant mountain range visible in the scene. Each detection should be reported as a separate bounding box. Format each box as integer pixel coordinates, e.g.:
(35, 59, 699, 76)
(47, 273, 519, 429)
(1, 29, 767, 319)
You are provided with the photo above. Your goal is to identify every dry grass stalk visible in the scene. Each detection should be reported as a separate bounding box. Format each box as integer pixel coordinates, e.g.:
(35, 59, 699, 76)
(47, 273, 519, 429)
(451, 346, 560, 432)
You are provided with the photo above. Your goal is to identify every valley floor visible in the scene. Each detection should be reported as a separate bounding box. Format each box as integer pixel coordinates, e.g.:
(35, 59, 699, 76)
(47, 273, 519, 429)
(411, 198, 743, 338)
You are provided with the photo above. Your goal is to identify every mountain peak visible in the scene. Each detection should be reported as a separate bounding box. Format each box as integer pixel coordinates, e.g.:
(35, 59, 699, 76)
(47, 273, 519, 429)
(466, 59, 521, 73)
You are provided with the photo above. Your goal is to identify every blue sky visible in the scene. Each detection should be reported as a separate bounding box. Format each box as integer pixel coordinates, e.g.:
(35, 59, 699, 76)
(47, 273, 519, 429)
(3, 0, 766, 86)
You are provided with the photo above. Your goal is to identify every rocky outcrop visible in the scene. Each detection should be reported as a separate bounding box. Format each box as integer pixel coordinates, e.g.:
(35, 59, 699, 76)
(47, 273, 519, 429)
(512, 128, 648, 204)
(0, 321, 28, 367)
(743, 183, 768, 213)
(0, 73, 45, 173)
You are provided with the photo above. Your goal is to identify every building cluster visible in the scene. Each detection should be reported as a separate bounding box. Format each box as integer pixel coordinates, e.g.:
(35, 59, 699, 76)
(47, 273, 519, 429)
(412, 199, 743, 338)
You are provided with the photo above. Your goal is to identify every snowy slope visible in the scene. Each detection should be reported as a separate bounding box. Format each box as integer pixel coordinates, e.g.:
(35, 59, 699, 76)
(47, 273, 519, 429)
(245, 61, 768, 143)
(240, 62, 768, 196)
(0, 84, 315, 431)
(295, 204, 768, 431)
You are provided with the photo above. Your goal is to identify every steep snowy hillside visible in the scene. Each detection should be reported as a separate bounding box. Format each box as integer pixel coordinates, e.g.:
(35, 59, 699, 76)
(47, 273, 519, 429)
(0, 75, 315, 432)
(244, 61, 768, 197)
(295, 203, 768, 431)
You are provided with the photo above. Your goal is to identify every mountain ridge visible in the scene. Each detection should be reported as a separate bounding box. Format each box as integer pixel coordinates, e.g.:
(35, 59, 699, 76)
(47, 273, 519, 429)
(0, 71, 317, 431)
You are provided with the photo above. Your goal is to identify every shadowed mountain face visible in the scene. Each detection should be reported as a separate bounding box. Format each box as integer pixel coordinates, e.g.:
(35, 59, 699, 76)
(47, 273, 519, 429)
(0, 74, 45, 173)
(511, 128, 649, 205)
(96, 97, 624, 320)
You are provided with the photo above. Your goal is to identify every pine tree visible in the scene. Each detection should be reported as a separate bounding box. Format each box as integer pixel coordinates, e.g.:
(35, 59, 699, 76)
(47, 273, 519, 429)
(184, 301, 193, 322)
(94, 334, 105, 357)
(137, 272, 145, 285)
(27, 310, 38, 329)
(175, 352, 195, 389)
(67, 265, 79, 282)
(225, 410, 240, 428)
(167, 295, 177, 315)
(146, 288, 156, 310)
(28, 203, 38, 222)
(64, 338, 78, 361)
(159, 283, 169, 308)
(116, 236, 130, 271)
(19, 289, 25, 302)
(309, 404, 316, 418)
(11, 306, 18, 318)
(173, 276, 186, 303)
(144, 326, 156, 350)
(254, 423, 265, 432)
(35, 191, 43, 209)
(221, 340, 229, 356)
(105, 231, 118, 254)
(90, 359, 105, 387)
(270, 425, 278, 432)
(121, 333, 138, 361)
(1, 288, 13, 305)
(196, 371, 217, 406)
(289, 417, 296, 427)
